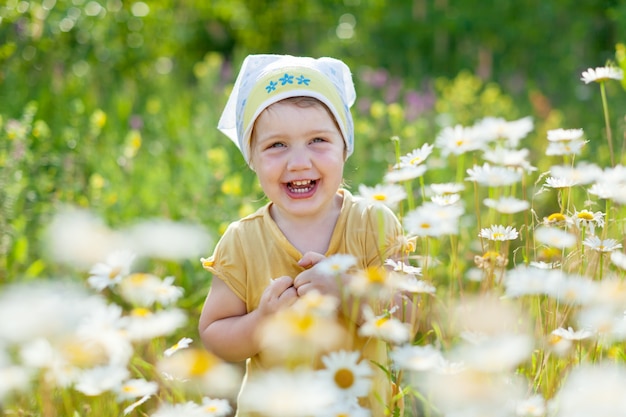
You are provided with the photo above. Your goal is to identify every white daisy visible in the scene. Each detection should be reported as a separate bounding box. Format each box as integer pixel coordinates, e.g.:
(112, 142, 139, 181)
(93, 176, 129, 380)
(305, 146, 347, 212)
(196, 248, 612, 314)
(391, 344, 444, 372)
(503, 266, 565, 298)
(548, 275, 599, 306)
(384, 259, 422, 275)
(550, 162, 602, 185)
(429, 182, 465, 195)
(551, 326, 594, 341)
(482, 147, 536, 172)
(431, 193, 462, 206)
(319, 350, 373, 399)
(384, 163, 427, 183)
(550, 363, 626, 417)
(399, 143, 434, 166)
(121, 308, 187, 341)
(164, 337, 193, 357)
(358, 306, 411, 345)
(534, 226, 577, 249)
(88, 250, 136, 291)
(581, 66, 624, 84)
(404, 203, 462, 237)
(483, 196, 530, 214)
(119, 273, 183, 307)
(450, 333, 534, 372)
(239, 369, 338, 417)
(582, 236, 623, 253)
(436, 124, 488, 156)
(74, 365, 130, 396)
(572, 209, 604, 235)
(610, 251, 626, 270)
(543, 176, 579, 189)
(357, 183, 407, 210)
(150, 402, 202, 417)
(316, 254, 357, 276)
(317, 402, 371, 417)
(547, 128, 584, 142)
(478, 225, 519, 241)
(115, 378, 158, 401)
(393, 274, 436, 294)
(465, 163, 522, 187)
(546, 139, 587, 156)
(515, 394, 546, 417)
(473, 116, 534, 148)
(199, 396, 233, 417)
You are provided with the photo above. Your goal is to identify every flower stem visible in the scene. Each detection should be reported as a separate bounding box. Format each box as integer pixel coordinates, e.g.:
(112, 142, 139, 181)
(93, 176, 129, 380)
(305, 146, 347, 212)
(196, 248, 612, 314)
(600, 81, 615, 166)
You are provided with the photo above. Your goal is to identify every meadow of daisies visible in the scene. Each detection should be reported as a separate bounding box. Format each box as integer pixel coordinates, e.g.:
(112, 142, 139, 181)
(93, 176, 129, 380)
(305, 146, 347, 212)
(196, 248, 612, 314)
(2, 26, 626, 417)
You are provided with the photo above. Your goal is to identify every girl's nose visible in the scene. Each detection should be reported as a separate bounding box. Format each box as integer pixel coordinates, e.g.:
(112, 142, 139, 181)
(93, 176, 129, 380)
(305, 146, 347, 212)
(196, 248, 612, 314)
(286, 147, 313, 170)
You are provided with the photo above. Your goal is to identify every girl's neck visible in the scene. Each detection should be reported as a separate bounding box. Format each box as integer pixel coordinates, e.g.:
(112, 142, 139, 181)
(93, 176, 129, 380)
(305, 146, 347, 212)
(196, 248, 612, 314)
(270, 193, 343, 255)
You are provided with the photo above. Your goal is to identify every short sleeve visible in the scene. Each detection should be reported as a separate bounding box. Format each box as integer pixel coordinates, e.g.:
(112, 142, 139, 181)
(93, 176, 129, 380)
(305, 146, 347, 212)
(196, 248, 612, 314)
(202, 224, 248, 301)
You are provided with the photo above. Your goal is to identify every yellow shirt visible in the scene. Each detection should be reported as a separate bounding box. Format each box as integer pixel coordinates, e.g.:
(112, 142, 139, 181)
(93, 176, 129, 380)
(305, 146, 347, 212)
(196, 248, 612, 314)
(204, 189, 402, 415)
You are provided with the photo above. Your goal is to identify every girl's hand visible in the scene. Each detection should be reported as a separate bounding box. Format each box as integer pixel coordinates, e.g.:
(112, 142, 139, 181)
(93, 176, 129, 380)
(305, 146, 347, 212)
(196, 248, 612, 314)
(257, 276, 298, 316)
(293, 252, 340, 298)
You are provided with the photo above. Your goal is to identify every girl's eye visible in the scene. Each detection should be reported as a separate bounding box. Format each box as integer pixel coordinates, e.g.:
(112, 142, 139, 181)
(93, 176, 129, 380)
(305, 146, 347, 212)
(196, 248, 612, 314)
(268, 142, 285, 149)
(311, 137, 326, 143)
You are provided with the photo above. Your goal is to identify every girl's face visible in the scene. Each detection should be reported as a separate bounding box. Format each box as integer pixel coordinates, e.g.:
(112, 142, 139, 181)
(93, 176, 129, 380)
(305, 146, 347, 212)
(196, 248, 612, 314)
(250, 100, 345, 222)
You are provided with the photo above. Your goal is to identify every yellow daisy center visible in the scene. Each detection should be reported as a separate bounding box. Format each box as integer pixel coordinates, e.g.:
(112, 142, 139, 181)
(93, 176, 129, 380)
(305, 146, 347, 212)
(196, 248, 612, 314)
(365, 267, 385, 284)
(128, 272, 149, 285)
(373, 194, 387, 201)
(421, 223, 431, 229)
(131, 307, 151, 317)
(547, 213, 566, 222)
(577, 212, 594, 221)
(334, 368, 355, 389)
(410, 156, 423, 165)
(190, 350, 219, 376)
(108, 266, 122, 279)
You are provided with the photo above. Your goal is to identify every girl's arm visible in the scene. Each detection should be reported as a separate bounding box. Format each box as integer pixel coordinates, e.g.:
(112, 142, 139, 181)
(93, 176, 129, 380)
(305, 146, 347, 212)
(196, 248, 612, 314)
(198, 275, 297, 362)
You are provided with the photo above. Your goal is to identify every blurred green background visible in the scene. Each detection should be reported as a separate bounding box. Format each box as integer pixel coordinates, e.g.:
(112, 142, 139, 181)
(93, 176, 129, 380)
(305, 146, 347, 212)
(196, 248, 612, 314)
(1, 0, 625, 292)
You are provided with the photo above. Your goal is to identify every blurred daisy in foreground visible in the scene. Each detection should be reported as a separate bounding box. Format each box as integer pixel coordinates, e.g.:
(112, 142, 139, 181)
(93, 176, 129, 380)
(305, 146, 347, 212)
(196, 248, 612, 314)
(582, 236, 622, 253)
(158, 348, 242, 399)
(610, 251, 626, 270)
(199, 397, 233, 417)
(114, 378, 158, 402)
(319, 350, 373, 399)
(384, 259, 422, 275)
(358, 306, 411, 345)
(546, 139, 587, 156)
(429, 182, 465, 195)
(534, 226, 577, 249)
(316, 254, 357, 276)
(357, 183, 407, 210)
(450, 333, 534, 372)
(479, 225, 519, 241)
(550, 162, 602, 185)
(119, 273, 184, 307)
(121, 308, 187, 341)
(74, 364, 130, 396)
(164, 337, 193, 357)
(384, 163, 427, 183)
(88, 250, 136, 291)
(466, 163, 522, 187)
(318, 402, 371, 417)
(391, 344, 444, 372)
(515, 394, 546, 417)
(483, 196, 530, 214)
(482, 147, 536, 172)
(431, 193, 461, 206)
(503, 265, 564, 298)
(549, 363, 626, 417)
(239, 369, 338, 417)
(580, 66, 624, 83)
(150, 401, 204, 417)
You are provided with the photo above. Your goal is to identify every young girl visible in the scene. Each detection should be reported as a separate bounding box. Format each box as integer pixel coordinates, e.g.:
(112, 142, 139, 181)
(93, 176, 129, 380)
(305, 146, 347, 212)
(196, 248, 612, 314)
(199, 54, 413, 416)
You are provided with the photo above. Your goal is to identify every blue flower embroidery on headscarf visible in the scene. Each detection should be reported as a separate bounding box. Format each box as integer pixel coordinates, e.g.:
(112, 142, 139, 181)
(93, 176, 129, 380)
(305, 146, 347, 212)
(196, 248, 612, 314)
(279, 73, 294, 85)
(296, 75, 311, 85)
(265, 80, 278, 93)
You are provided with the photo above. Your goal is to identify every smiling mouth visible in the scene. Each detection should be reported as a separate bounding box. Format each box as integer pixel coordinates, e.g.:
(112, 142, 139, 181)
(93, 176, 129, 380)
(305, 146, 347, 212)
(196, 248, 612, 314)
(287, 179, 316, 193)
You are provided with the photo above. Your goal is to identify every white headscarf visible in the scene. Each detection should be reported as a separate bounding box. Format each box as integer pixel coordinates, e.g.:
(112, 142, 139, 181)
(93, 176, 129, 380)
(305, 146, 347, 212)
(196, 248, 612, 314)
(217, 54, 356, 164)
